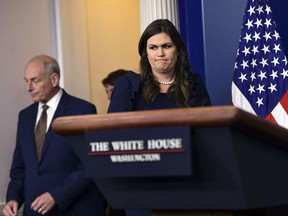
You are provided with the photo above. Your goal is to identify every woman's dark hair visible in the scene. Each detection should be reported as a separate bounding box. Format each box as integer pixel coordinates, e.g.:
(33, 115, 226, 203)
(138, 19, 192, 107)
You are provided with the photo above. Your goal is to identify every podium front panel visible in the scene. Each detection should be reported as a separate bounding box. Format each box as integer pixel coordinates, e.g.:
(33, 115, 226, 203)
(84, 125, 192, 177)
(90, 126, 288, 210)
(54, 107, 288, 211)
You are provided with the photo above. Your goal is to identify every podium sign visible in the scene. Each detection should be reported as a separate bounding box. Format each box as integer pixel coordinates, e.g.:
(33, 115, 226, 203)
(85, 125, 192, 177)
(52, 106, 288, 214)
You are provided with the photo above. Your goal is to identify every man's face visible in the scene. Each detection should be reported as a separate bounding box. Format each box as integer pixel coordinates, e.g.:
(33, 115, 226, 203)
(104, 84, 114, 101)
(24, 60, 59, 103)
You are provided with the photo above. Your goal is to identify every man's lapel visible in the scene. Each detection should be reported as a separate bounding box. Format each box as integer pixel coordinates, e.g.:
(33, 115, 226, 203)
(39, 91, 69, 161)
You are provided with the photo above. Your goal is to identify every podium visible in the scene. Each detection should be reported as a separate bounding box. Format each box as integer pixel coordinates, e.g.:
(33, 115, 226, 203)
(52, 106, 288, 216)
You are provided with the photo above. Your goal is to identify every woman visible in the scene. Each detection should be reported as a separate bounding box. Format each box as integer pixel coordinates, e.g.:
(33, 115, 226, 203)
(108, 19, 211, 112)
(107, 19, 212, 216)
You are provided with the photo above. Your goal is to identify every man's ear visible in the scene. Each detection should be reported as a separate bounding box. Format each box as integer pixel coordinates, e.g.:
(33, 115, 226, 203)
(51, 73, 60, 87)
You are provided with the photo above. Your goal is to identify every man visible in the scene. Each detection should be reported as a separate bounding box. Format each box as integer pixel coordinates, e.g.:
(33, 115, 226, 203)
(3, 55, 106, 216)
(102, 69, 129, 101)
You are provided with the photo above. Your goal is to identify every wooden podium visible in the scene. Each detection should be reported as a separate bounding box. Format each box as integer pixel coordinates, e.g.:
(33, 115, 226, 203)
(52, 106, 288, 216)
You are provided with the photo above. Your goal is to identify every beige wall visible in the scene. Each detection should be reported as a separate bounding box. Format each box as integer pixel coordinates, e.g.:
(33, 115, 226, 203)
(0, 0, 56, 206)
(57, 0, 92, 102)
(85, 0, 141, 113)
(58, 0, 140, 113)
(0, 0, 140, 207)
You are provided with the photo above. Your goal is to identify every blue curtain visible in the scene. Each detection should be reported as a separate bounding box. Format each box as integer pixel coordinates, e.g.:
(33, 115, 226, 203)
(178, 0, 288, 84)
(269, 1, 288, 56)
(178, 0, 206, 83)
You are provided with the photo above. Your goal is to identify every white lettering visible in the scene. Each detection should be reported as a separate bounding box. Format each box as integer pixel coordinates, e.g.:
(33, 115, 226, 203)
(89, 142, 109, 152)
(147, 138, 182, 150)
(110, 154, 160, 162)
(111, 140, 144, 151)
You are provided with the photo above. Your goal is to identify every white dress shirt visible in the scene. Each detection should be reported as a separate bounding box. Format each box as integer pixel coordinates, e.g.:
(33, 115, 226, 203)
(35, 89, 63, 131)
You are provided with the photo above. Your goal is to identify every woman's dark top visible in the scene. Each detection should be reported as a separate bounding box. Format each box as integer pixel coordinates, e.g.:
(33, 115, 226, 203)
(107, 71, 211, 216)
(108, 71, 211, 113)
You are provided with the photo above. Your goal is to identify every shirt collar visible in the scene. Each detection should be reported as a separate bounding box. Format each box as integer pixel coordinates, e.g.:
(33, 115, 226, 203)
(38, 88, 63, 111)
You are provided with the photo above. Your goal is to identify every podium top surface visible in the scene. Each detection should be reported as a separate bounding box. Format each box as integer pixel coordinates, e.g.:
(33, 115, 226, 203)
(52, 106, 288, 150)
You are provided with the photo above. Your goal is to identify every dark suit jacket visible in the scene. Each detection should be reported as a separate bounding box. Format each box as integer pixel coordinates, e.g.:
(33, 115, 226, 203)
(6, 90, 106, 216)
(108, 71, 211, 112)
(107, 71, 211, 216)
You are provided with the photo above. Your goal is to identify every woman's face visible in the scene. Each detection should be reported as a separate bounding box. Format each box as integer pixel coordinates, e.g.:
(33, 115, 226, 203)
(146, 32, 178, 75)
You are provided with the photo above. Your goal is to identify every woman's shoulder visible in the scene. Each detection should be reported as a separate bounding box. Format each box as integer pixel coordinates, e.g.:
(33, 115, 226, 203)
(108, 71, 141, 112)
(188, 72, 209, 89)
(118, 70, 141, 91)
(188, 72, 212, 106)
(188, 72, 202, 82)
(124, 70, 141, 79)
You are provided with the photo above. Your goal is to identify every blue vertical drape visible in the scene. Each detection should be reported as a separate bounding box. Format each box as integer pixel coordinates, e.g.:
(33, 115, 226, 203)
(269, 1, 288, 56)
(178, 0, 288, 85)
(178, 0, 206, 83)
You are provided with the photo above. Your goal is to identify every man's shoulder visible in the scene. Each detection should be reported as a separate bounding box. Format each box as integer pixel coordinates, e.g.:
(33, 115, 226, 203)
(20, 102, 37, 113)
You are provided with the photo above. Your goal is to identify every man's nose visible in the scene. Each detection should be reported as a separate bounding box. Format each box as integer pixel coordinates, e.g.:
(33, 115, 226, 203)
(26, 81, 33, 91)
